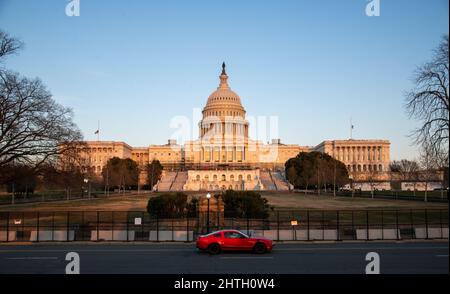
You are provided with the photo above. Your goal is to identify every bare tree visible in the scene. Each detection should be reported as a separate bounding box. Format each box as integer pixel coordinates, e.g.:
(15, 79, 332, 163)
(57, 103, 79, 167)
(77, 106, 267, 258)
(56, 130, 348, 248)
(0, 30, 83, 170)
(365, 166, 379, 199)
(390, 159, 420, 193)
(418, 142, 440, 202)
(405, 35, 449, 157)
(0, 30, 23, 62)
(0, 71, 83, 168)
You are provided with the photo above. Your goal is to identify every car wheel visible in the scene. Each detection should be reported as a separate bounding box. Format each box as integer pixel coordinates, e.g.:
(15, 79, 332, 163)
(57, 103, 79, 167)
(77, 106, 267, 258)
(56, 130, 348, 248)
(253, 242, 266, 254)
(208, 243, 221, 255)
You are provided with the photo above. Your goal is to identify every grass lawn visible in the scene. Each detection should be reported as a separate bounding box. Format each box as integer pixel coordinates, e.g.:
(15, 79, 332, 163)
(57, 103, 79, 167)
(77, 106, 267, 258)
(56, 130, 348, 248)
(0, 191, 447, 212)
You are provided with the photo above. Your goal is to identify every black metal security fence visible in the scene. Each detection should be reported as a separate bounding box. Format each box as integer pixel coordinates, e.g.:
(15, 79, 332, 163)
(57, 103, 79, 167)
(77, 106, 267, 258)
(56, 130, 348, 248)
(0, 209, 448, 242)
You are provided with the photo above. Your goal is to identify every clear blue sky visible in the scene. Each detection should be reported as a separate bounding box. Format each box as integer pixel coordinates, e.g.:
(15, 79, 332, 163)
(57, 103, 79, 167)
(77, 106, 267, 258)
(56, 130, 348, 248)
(0, 0, 448, 160)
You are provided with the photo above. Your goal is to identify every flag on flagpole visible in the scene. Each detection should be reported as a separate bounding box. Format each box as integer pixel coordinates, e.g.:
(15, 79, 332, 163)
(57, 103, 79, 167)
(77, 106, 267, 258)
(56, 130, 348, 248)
(94, 130, 99, 134)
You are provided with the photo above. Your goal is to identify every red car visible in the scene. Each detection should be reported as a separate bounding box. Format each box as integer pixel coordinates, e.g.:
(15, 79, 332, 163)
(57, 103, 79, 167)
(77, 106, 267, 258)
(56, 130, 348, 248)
(196, 229, 273, 254)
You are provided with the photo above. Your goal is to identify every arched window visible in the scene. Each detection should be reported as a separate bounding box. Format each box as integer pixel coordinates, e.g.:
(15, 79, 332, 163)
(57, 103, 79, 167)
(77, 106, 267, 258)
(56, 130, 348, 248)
(196, 175, 200, 181)
(221, 174, 226, 181)
(213, 174, 218, 181)
(238, 174, 243, 180)
(230, 174, 235, 181)
(379, 164, 383, 171)
(247, 174, 252, 181)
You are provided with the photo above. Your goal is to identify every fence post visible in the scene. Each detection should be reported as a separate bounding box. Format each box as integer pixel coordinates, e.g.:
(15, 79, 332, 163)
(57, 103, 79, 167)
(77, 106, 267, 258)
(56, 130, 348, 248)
(336, 211, 340, 241)
(351, 211, 355, 240)
(67, 212, 70, 242)
(381, 210, 384, 240)
(156, 216, 159, 242)
(186, 217, 189, 242)
(396, 210, 399, 240)
(111, 211, 114, 241)
(439, 209, 443, 239)
(410, 209, 414, 239)
(307, 210, 310, 241)
(172, 218, 174, 241)
(52, 212, 55, 241)
(425, 209, 429, 240)
(36, 212, 40, 243)
(22, 212, 24, 241)
(366, 210, 369, 241)
(6, 212, 9, 242)
(322, 211, 325, 240)
(276, 211, 280, 241)
(96, 211, 99, 242)
(246, 215, 250, 236)
(81, 211, 85, 242)
(141, 212, 144, 242)
(126, 212, 129, 242)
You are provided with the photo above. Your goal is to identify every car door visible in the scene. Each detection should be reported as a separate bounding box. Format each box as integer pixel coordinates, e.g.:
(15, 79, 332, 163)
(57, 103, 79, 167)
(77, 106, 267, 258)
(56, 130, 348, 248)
(222, 231, 243, 250)
(234, 232, 255, 250)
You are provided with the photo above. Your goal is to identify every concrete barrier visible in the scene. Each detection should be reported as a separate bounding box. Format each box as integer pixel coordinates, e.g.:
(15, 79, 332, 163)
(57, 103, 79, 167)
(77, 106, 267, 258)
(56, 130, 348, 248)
(443, 228, 449, 238)
(0, 231, 16, 241)
(90, 230, 134, 241)
(173, 231, 194, 241)
(415, 227, 448, 239)
(308, 229, 338, 240)
(356, 229, 400, 240)
(148, 230, 193, 241)
(278, 230, 294, 240)
(294, 230, 308, 240)
(30, 230, 75, 241)
(260, 230, 278, 240)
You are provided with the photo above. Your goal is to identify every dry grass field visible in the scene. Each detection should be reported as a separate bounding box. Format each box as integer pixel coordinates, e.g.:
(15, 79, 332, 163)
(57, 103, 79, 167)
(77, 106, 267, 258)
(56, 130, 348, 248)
(0, 191, 447, 212)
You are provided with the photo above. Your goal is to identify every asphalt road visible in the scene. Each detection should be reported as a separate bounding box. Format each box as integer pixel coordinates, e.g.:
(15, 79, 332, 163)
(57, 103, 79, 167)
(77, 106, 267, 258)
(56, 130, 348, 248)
(0, 241, 448, 274)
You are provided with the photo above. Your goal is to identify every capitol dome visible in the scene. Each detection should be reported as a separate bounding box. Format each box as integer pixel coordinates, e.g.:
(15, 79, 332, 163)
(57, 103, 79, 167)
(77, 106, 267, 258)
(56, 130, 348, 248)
(199, 63, 249, 140)
(202, 63, 246, 119)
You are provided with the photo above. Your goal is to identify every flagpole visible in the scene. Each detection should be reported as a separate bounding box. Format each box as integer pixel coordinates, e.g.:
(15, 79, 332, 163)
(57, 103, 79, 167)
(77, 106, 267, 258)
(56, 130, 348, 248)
(350, 118, 353, 140)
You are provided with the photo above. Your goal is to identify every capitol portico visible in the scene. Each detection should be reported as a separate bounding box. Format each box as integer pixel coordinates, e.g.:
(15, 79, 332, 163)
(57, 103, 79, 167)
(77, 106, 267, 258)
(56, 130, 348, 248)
(71, 63, 391, 191)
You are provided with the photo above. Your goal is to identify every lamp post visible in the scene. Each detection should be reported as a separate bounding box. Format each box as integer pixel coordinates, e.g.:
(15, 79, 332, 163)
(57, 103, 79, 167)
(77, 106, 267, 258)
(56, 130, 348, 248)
(206, 193, 211, 234)
(84, 178, 90, 199)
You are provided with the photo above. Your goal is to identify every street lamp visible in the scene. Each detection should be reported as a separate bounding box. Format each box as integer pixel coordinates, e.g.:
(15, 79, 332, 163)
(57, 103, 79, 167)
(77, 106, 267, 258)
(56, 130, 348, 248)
(206, 193, 211, 234)
(84, 178, 90, 199)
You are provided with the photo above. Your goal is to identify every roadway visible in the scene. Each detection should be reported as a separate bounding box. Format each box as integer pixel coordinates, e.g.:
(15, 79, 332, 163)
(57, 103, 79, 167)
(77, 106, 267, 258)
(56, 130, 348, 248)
(0, 241, 448, 274)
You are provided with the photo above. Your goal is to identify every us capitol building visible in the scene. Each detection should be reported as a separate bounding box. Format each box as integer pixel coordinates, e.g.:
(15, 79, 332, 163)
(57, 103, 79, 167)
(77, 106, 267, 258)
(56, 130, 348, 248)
(74, 64, 391, 191)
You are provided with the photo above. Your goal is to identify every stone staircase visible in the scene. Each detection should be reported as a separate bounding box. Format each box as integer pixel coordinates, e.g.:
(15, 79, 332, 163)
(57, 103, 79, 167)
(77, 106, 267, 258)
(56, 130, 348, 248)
(260, 171, 277, 190)
(170, 171, 188, 191)
(270, 170, 290, 191)
(156, 171, 177, 191)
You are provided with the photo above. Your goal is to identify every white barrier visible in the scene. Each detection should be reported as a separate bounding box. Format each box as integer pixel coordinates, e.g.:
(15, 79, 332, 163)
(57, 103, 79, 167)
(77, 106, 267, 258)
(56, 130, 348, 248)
(30, 230, 75, 241)
(278, 230, 294, 240)
(90, 230, 135, 241)
(148, 230, 193, 241)
(415, 227, 449, 239)
(260, 230, 277, 240)
(356, 229, 400, 240)
(308, 229, 338, 240)
(294, 230, 308, 240)
(0, 231, 16, 241)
